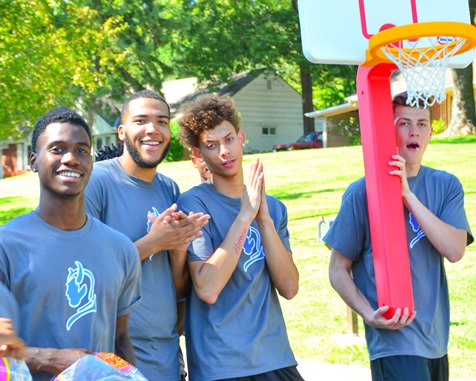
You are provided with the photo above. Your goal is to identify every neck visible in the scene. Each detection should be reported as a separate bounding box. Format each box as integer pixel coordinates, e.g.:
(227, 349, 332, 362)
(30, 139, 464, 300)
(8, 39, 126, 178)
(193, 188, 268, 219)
(36, 195, 87, 231)
(118, 154, 157, 183)
(406, 163, 421, 178)
(211, 171, 244, 198)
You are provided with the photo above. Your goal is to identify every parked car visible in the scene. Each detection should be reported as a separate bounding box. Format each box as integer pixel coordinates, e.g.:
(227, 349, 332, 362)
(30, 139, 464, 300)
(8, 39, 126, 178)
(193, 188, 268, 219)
(272, 131, 323, 152)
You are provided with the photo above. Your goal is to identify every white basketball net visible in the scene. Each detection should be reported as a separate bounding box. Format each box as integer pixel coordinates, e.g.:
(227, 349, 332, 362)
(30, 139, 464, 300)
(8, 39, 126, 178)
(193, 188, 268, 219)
(381, 36, 467, 108)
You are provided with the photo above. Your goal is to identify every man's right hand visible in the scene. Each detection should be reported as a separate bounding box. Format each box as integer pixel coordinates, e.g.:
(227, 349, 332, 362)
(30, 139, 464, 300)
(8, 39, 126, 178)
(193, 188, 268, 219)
(136, 203, 210, 260)
(365, 306, 417, 330)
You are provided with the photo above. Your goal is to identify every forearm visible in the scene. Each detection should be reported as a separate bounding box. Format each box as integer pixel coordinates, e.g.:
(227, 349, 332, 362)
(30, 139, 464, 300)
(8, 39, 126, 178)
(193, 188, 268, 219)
(403, 192, 466, 262)
(329, 268, 374, 322)
(169, 249, 191, 300)
(26, 347, 88, 376)
(114, 334, 136, 366)
(134, 235, 163, 262)
(191, 214, 252, 304)
(115, 315, 135, 365)
(329, 250, 375, 323)
(258, 217, 299, 300)
(26, 347, 56, 375)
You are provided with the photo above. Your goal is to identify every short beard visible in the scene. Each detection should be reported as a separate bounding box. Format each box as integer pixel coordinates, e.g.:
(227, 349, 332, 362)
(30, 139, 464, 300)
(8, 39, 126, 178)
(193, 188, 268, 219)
(123, 133, 170, 168)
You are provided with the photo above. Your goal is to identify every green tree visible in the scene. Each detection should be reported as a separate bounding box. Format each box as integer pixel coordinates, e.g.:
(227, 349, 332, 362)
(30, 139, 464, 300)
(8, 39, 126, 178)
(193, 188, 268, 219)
(444, 0, 476, 136)
(173, 0, 356, 135)
(0, 0, 124, 139)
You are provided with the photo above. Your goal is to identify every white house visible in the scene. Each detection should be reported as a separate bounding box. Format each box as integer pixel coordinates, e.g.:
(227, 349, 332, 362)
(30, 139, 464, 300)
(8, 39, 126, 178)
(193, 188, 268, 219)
(164, 69, 323, 153)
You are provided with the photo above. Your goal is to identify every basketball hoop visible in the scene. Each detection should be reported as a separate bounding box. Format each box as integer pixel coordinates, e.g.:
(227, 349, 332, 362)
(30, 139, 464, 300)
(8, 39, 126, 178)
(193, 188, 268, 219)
(365, 22, 476, 108)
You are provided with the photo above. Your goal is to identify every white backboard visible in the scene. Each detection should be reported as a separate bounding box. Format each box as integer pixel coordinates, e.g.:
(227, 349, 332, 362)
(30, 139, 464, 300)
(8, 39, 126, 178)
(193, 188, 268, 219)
(298, 0, 475, 68)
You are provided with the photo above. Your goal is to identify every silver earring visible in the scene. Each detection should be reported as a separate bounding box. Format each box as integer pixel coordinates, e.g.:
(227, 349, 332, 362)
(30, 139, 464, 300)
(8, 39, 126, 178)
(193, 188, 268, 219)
(241, 143, 245, 147)
(31, 167, 37, 172)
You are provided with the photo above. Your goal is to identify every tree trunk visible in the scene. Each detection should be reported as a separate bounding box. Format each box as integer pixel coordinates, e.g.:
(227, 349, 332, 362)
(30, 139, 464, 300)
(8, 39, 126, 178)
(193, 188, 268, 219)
(300, 66, 315, 135)
(293, 0, 315, 135)
(444, 66, 476, 136)
(443, 0, 476, 136)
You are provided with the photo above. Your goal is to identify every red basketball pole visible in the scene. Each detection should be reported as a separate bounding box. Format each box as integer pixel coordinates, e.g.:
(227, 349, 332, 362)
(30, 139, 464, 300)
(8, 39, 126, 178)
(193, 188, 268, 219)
(357, 63, 414, 319)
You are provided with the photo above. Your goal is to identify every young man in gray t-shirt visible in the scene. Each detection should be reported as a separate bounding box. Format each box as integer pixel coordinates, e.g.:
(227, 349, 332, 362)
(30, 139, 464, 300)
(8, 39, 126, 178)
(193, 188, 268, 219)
(178, 94, 304, 381)
(324, 93, 474, 381)
(86, 90, 209, 381)
(0, 108, 142, 381)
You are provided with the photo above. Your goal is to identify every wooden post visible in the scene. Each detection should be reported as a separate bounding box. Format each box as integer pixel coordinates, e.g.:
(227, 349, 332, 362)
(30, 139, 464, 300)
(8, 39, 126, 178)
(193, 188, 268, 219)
(347, 306, 359, 335)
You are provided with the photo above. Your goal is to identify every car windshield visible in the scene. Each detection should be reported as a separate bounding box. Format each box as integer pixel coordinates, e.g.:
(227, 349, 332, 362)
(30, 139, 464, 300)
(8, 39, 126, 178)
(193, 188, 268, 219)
(297, 132, 316, 142)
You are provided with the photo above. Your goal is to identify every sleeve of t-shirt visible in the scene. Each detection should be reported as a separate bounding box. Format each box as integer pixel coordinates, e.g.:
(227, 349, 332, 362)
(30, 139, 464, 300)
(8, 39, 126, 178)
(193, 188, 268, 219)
(322, 184, 367, 261)
(0, 283, 20, 329)
(117, 241, 142, 317)
(439, 175, 474, 245)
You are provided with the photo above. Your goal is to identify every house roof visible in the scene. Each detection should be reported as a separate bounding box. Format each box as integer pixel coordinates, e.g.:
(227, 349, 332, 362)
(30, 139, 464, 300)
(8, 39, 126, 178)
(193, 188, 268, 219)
(163, 68, 270, 118)
(92, 114, 116, 136)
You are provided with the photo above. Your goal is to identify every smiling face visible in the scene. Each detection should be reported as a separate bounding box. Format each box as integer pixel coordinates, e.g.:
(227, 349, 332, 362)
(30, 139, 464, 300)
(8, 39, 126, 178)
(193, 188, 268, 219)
(118, 97, 171, 171)
(394, 105, 433, 174)
(30, 122, 93, 199)
(193, 120, 245, 180)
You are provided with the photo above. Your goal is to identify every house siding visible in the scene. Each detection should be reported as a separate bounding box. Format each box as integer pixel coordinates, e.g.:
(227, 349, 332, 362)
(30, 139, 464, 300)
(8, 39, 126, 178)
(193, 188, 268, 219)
(1, 143, 28, 179)
(232, 73, 308, 152)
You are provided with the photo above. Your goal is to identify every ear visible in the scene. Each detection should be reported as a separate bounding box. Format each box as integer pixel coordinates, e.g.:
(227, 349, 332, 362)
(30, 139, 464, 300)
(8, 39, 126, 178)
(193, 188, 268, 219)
(117, 124, 126, 142)
(30, 152, 38, 173)
(238, 131, 246, 147)
(192, 147, 203, 160)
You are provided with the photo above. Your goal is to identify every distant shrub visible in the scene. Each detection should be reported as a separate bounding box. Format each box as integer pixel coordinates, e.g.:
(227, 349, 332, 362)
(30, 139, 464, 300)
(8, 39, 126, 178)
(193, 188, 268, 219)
(432, 118, 447, 135)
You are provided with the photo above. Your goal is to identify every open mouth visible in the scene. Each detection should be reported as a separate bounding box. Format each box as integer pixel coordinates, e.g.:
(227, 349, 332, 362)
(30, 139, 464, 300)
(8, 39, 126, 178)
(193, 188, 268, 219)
(407, 143, 420, 150)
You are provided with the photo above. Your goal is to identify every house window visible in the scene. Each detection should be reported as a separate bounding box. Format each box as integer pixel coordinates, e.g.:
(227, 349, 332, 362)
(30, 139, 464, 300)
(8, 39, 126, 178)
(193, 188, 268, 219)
(262, 127, 276, 135)
(267, 80, 272, 90)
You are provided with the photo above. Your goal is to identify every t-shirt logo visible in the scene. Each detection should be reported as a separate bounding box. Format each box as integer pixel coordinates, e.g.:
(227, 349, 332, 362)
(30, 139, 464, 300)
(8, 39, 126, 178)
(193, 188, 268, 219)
(409, 213, 426, 248)
(65, 261, 97, 331)
(147, 207, 160, 233)
(243, 226, 265, 272)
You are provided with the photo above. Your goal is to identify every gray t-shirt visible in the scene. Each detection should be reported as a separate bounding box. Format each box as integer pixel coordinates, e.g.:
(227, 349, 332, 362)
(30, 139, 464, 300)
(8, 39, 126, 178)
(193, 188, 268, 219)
(0, 212, 141, 381)
(85, 158, 181, 381)
(178, 182, 297, 381)
(0, 282, 19, 328)
(323, 166, 473, 360)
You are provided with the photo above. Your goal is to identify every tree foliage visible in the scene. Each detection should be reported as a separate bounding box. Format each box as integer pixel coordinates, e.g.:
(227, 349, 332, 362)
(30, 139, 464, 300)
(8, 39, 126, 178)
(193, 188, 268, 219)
(1, 0, 357, 141)
(174, 0, 356, 110)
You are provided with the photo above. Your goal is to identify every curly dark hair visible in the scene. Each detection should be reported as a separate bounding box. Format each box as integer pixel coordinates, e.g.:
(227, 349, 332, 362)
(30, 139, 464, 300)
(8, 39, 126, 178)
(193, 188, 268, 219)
(94, 142, 124, 162)
(178, 94, 242, 149)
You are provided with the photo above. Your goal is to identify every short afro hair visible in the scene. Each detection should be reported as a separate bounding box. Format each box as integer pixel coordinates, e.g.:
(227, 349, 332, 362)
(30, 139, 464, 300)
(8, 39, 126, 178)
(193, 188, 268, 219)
(121, 90, 169, 122)
(31, 107, 91, 153)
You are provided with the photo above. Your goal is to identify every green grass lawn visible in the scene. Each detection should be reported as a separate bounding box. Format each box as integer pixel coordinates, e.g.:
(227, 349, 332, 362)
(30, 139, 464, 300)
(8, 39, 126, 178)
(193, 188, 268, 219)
(1, 138, 475, 379)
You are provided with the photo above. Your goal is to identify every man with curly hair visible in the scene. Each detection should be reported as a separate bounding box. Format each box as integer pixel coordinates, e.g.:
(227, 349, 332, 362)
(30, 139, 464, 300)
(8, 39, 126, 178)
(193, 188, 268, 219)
(177, 94, 304, 381)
